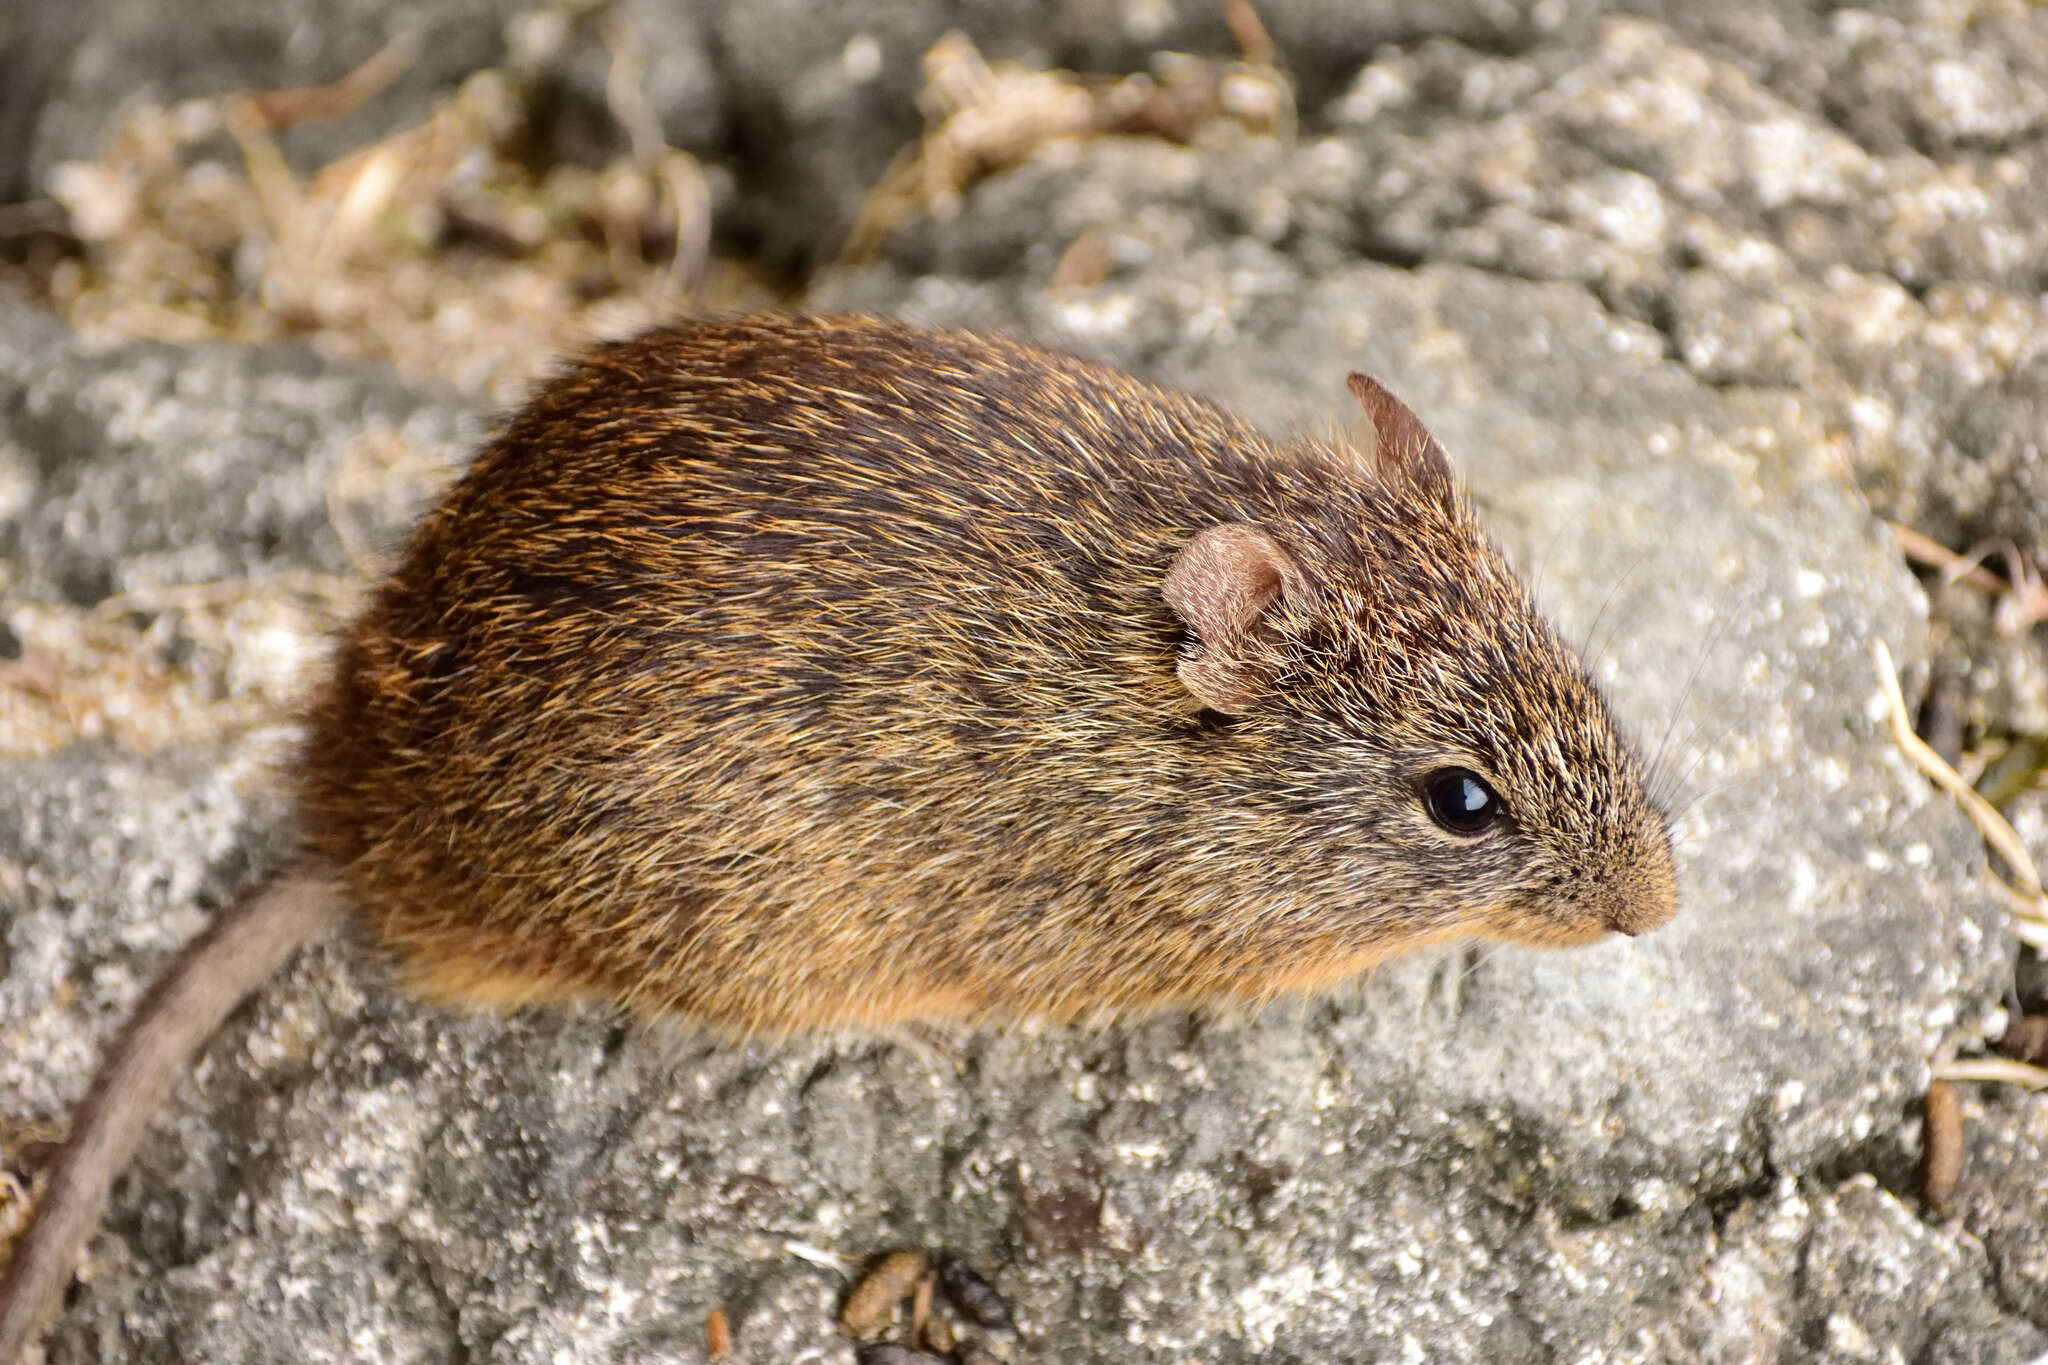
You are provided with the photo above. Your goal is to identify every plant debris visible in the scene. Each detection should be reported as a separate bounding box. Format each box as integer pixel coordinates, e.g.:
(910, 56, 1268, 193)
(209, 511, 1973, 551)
(1872, 640, 2048, 951)
(18, 6, 773, 406)
(1920, 1079, 1964, 1209)
(843, 14, 1294, 262)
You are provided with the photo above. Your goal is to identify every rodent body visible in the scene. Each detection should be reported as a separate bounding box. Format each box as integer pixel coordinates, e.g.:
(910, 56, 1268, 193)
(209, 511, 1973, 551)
(309, 317, 1674, 1026)
(1, 315, 1676, 1355)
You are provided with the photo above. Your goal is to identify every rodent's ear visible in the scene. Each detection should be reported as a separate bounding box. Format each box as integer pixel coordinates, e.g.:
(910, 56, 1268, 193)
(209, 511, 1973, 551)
(1347, 372, 1454, 490)
(1163, 523, 1301, 714)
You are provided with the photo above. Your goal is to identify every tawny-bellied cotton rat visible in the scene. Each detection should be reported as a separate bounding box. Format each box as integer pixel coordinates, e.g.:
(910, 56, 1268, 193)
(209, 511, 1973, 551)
(0, 315, 1676, 1357)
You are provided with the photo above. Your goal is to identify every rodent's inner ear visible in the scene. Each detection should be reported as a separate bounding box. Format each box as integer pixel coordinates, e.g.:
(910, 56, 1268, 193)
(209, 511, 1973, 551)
(1162, 523, 1301, 715)
(1346, 372, 1454, 490)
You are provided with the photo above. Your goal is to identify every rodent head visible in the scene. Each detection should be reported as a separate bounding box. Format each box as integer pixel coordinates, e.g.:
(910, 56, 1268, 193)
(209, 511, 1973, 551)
(1163, 373, 1677, 959)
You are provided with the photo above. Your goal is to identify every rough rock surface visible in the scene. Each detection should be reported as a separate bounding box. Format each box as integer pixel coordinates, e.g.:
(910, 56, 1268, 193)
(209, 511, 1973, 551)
(3, 3, 2047, 1363)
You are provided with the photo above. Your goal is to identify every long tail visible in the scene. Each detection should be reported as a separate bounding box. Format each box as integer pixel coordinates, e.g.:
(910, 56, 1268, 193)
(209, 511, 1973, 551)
(0, 866, 347, 1362)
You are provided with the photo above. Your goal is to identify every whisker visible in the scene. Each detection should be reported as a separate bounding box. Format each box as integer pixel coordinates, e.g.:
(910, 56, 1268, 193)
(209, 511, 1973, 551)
(1645, 604, 1738, 804)
(1662, 774, 1744, 829)
(1526, 505, 1585, 607)
(1653, 706, 1744, 814)
(1577, 546, 1657, 675)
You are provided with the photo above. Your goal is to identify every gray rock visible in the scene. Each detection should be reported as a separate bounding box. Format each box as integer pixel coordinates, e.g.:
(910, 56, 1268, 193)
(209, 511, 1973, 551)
(12, 0, 532, 192)
(4, 0, 1202, 272)
(0, 3, 88, 203)
(0, 317, 459, 607)
(1959, 1087, 2048, 1329)
(5, 3, 2048, 1364)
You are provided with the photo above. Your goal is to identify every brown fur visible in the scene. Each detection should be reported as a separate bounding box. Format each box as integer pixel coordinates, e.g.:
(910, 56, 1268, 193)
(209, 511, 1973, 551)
(1, 316, 1676, 1358)
(304, 315, 1675, 1032)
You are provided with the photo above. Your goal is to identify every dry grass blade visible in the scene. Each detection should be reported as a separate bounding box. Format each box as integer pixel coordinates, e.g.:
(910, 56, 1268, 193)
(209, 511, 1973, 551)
(243, 30, 421, 129)
(1933, 1057, 2048, 1091)
(1891, 521, 2009, 594)
(598, 7, 666, 166)
(90, 572, 361, 620)
(1890, 522, 2048, 634)
(1869, 639, 2048, 950)
(1224, 0, 1277, 66)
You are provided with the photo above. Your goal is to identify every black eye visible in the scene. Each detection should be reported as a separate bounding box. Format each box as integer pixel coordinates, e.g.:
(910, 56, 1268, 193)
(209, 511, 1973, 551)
(1423, 768, 1502, 835)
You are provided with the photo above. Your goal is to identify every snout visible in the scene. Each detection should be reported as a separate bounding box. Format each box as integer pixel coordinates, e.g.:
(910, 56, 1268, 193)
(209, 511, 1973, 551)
(1603, 853, 1679, 940)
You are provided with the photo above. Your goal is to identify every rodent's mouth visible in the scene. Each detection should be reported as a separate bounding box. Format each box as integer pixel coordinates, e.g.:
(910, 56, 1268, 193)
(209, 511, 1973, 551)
(1506, 845, 1680, 948)
(1483, 907, 1641, 951)
(1503, 919, 1614, 950)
